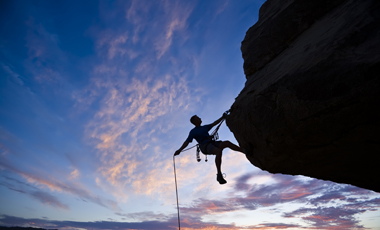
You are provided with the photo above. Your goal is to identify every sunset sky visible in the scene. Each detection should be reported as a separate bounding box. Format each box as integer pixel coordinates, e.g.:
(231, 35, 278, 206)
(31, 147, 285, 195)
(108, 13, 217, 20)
(1, 0, 380, 229)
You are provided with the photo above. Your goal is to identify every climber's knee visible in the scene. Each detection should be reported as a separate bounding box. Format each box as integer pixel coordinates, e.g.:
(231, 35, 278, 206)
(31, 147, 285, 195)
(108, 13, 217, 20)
(220, 140, 231, 149)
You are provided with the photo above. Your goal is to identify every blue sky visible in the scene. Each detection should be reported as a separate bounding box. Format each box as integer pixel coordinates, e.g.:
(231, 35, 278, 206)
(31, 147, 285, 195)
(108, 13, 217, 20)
(0, 0, 379, 229)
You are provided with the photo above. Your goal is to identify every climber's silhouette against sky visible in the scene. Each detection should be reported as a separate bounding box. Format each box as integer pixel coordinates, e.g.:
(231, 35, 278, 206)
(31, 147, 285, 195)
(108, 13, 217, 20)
(174, 113, 244, 184)
(1, 1, 380, 229)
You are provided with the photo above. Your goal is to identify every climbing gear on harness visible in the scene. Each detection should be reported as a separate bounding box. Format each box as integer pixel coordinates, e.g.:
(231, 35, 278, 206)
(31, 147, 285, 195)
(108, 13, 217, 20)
(196, 145, 209, 162)
(196, 146, 201, 162)
(173, 155, 181, 230)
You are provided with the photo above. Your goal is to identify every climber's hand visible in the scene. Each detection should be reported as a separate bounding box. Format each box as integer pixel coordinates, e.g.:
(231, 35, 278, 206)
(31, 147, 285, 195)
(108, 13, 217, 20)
(174, 150, 181, 156)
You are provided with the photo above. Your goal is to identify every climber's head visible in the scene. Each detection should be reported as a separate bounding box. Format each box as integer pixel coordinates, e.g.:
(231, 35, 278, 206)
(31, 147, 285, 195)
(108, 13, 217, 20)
(190, 115, 202, 126)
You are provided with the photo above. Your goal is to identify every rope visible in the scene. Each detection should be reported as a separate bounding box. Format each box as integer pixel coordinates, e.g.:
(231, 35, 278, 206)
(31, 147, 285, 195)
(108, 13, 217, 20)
(181, 143, 199, 152)
(173, 155, 181, 230)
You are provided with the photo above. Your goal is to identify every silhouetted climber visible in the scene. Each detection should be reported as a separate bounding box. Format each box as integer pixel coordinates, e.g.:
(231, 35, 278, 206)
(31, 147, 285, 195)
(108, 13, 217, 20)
(174, 112, 244, 184)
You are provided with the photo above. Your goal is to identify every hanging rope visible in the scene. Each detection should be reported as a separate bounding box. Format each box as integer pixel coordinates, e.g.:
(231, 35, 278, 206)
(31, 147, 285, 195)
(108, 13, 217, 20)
(173, 155, 181, 230)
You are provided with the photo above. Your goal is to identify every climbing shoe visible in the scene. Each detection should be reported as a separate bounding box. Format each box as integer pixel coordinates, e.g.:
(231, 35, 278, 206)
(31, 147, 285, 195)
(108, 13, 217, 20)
(217, 173, 227, 185)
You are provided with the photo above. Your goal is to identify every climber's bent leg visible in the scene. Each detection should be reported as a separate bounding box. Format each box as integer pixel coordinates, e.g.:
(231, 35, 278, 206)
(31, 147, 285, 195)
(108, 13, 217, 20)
(220, 140, 243, 153)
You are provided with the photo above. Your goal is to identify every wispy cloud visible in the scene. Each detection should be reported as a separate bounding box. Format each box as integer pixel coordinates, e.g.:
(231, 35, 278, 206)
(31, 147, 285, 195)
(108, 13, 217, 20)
(0, 176, 69, 210)
(96, 31, 132, 60)
(1, 63, 24, 86)
(25, 18, 64, 85)
(155, 1, 194, 59)
(69, 168, 80, 180)
(0, 161, 120, 211)
(30, 191, 70, 210)
(126, 0, 194, 59)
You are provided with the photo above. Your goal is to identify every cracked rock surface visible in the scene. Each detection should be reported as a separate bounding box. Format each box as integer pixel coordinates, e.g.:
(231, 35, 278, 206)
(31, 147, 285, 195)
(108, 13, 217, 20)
(227, 0, 380, 192)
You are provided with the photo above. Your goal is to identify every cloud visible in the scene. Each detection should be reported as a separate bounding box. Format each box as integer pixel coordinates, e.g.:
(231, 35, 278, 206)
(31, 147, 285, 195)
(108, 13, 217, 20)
(177, 172, 380, 229)
(81, 68, 194, 200)
(126, 0, 150, 44)
(155, 1, 194, 59)
(0, 214, 243, 230)
(21, 172, 121, 211)
(1, 63, 24, 86)
(69, 169, 80, 180)
(96, 31, 131, 60)
(125, 0, 194, 59)
(25, 18, 64, 85)
(181, 198, 237, 215)
(30, 191, 70, 210)
(0, 161, 121, 212)
(283, 207, 366, 229)
(214, 0, 230, 19)
(0, 176, 69, 210)
(228, 173, 319, 208)
(246, 223, 303, 229)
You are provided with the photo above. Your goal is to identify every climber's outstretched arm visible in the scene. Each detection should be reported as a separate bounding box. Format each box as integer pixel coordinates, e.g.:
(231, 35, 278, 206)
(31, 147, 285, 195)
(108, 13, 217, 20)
(174, 141, 189, 156)
(210, 115, 224, 127)
(211, 111, 229, 127)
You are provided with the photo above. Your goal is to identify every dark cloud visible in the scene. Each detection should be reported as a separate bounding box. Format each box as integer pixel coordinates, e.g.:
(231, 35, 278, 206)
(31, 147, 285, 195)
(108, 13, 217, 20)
(2, 176, 38, 190)
(181, 198, 239, 216)
(280, 184, 380, 229)
(284, 207, 366, 229)
(0, 215, 241, 230)
(308, 191, 346, 206)
(0, 176, 69, 210)
(30, 191, 69, 210)
(115, 211, 169, 222)
(344, 197, 380, 210)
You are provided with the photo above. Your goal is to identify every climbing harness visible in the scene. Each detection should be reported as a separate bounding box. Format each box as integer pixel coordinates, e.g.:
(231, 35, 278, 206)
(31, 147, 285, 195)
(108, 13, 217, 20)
(199, 110, 228, 162)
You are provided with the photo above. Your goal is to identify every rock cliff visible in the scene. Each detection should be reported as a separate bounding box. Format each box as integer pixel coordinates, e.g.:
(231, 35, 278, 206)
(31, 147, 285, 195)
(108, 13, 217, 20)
(227, 0, 380, 192)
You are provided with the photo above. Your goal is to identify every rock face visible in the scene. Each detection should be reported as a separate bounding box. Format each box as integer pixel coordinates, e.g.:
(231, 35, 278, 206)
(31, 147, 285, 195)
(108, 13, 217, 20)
(227, 0, 380, 192)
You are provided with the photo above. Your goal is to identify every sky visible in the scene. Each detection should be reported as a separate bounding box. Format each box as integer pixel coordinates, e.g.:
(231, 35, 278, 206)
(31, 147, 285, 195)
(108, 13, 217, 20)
(0, 0, 379, 229)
